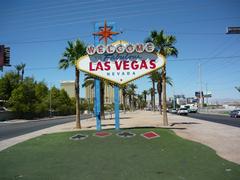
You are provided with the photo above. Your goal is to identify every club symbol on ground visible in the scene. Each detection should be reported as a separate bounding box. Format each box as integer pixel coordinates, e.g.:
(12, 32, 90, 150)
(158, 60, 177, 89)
(117, 131, 136, 138)
(69, 134, 88, 140)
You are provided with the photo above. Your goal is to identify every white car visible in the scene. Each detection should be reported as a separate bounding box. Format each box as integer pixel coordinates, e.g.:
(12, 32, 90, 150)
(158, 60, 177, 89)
(177, 108, 188, 115)
(170, 109, 177, 114)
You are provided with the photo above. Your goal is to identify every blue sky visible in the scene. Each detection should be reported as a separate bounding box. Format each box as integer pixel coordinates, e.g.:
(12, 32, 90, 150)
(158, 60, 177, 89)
(1, 0, 240, 100)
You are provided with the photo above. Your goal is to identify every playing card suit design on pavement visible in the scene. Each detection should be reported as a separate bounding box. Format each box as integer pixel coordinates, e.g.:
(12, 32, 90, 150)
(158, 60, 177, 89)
(69, 134, 88, 140)
(117, 131, 136, 138)
(141, 131, 160, 139)
(94, 131, 112, 137)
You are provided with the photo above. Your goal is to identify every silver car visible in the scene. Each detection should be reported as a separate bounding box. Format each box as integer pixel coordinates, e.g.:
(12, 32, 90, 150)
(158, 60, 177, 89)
(230, 110, 240, 118)
(177, 108, 188, 115)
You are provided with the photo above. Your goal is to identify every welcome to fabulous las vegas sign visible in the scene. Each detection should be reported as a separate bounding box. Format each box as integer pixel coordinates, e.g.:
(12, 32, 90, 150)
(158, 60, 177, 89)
(76, 41, 165, 85)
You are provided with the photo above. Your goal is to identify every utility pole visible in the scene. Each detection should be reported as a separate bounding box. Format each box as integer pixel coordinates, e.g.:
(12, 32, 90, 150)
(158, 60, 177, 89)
(49, 83, 52, 117)
(172, 84, 176, 109)
(199, 63, 203, 108)
(205, 83, 208, 105)
(226, 27, 240, 34)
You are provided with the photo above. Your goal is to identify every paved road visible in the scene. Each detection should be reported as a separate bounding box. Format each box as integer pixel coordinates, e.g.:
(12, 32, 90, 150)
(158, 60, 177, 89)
(0, 114, 92, 141)
(188, 113, 240, 128)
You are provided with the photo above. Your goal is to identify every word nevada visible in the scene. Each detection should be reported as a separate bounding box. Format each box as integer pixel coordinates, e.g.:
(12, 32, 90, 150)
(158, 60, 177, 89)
(86, 42, 155, 55)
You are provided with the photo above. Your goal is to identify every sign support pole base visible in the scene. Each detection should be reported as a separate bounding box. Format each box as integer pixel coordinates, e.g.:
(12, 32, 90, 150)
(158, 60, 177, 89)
(95, 79, 101, 131)
(114, 85, 120, 130)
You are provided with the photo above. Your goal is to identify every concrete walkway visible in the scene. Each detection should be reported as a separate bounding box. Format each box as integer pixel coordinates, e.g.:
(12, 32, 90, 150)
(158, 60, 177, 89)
(1, 111, 240, 164)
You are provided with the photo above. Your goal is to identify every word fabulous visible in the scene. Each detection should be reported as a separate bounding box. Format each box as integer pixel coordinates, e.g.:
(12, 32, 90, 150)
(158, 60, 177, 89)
(86, 42, 155, 55)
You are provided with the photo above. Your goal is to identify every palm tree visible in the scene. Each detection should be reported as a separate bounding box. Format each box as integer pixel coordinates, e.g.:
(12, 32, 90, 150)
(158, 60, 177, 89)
(137, 94, 144, 110)
(142, 90, 148, 104)
(148, 71, 158, 111)
(126, 88, 133, 111)
(59, 39, 86, 129)
(148, 87, 155, 109)
(127, 83, 137, 111)
(235, 86, 240, 93)
(155, 70, 173, 114)
(20, 63, 26, 81)
(148, 30, 178, 125)
(120, 84, 128, 113)
(14, 64, 22, 82)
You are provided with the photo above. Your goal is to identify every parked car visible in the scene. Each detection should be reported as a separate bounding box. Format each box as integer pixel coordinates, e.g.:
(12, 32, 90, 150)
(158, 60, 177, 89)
(188, 107, 198, 113)
(177, 108, 188, 115)
(170, 109, 177, 114)
(230, 110, 240, 118)
(144, 107, 152, 111)
(0, 107, 8, 112)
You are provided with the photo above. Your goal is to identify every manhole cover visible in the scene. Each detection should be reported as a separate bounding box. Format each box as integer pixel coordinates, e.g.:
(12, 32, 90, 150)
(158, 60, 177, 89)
(117, 131, 136, 138)
(141, 131, 160, 139)
(94, 131, 112, 137)
(69, 134, 88, 140)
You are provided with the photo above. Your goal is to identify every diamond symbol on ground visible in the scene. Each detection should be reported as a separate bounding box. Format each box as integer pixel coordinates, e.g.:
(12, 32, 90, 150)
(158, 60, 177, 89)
(117, 131, 136, 138)
(69, 134, 88, 140)
(94, 131, 112, 137)
(141, 131, 160, 139)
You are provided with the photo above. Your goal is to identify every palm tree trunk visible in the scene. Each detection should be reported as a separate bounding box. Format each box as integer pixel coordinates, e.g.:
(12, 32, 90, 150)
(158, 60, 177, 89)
(123, 94, 126, 113)
(17, 71, 20, 83)
(150, 93, 153, 109)
(100, 81, 105, 120)
(132, 95, 136, 111)
(157, 81, 162, 115)
(162, 65, 168, 126)
(21, 69, 24, 81)
(129, 96, 132, 111)
(152, 81, 156, 111)
(75, 67, 81, 129)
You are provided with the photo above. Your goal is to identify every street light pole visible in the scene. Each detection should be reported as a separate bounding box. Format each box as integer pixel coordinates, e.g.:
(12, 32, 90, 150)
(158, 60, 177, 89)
(199, 63, 203, 108)
(172, 84, 176, 109)
(226, 27, 240, 34)
(49, 83, 52, 117)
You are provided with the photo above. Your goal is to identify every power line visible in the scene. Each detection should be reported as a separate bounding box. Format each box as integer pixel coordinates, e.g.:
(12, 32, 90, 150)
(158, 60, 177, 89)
(172, 36, 239, 88)
(3, 0, 149, 24)
(2, 31, 235, 45)
(125, 28, 227, 36)
(3, 0, 110, 15)
(2, 2, 215, 32)
(168, 55, 240, 61)
(1, 34, 92, 45)
(201, 37, 240, 66)
(6, 55, 240, 72)
(6, 5, 187, 27)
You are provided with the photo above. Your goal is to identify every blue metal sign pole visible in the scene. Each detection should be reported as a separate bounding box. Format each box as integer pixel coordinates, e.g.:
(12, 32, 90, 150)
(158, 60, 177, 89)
(95, 79, 101, 131)
(110, 22, 120, 130)
(114, 85, 120, 130)
(93, 21, 120, 130)
(94, 23, 101, 131)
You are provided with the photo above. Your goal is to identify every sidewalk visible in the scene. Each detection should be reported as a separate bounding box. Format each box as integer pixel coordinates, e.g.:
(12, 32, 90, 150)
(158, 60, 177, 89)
(1, 111, 240, 164)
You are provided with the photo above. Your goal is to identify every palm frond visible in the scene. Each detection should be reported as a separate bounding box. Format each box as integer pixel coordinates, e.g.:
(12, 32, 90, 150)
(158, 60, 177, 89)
(166, 76, 173, 86)
(59, 59, 69, 70)
(82, 79, 94, 88)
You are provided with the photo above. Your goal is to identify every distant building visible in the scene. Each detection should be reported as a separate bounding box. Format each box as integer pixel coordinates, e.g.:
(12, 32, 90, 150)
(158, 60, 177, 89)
(187, 97, 196, 104)
(85, 84, 123, 104)
(174, 95, 186, 105)
(60, 81, 75, 98)
(60, 80, 126, 105)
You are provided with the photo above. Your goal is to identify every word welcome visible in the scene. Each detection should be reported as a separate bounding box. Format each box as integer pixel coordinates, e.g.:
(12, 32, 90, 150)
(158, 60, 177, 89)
(86, 42, 155, 55)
